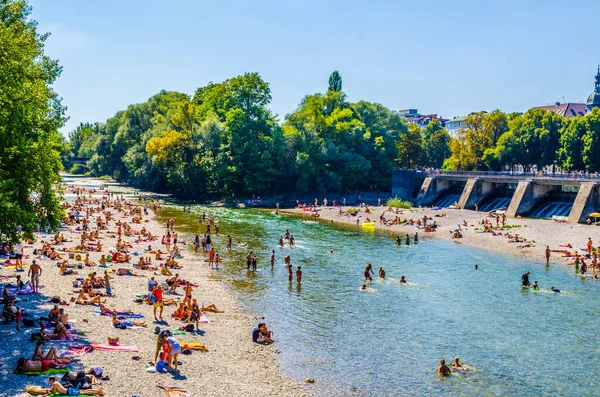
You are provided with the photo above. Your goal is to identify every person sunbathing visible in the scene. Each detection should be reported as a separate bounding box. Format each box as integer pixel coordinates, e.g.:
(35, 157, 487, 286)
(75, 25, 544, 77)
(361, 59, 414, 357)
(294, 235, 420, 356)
(116, 268, 139, 276)
(40, 322, 70, 340)
(76, 289, 103, 305)
(59, 261, 75, 275)
(32, 341, 69, 363)
(172, 303, 190, 321)
(48, 376, 105, 396)
(17, 358, 67, 373)
(160, 266, 173, 276)
(202, 303, 223, 313)
(111, 311, 147, 328)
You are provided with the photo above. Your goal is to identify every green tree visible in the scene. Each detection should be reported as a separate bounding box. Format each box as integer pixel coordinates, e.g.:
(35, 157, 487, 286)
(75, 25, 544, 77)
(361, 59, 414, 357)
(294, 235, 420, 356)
(328, 71, 342, 92)
(0, 0, 66, 244)
(583, 108, 600, 172)
(421, 119, 451, 168)
(396, 124, 423, 168)
(558, 116, 586, 170)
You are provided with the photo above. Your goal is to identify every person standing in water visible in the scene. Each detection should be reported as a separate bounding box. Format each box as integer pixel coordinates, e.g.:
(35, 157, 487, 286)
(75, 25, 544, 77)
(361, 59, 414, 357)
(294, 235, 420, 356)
(270, 250, 275, 268)
(379, 267, 386, 279)
(227, 235, 232, 251)
(296, 266, 302, 283)
(414, 232, 419, 244)
(522, 271, 531, 287)
(396, 236, 402, 246)
(287, 262, 293, 282)
(405, 234, 410, 246)
(437, 359, 451, 376)
(246, 251, 253, 271)
(364, 263, 374, 282)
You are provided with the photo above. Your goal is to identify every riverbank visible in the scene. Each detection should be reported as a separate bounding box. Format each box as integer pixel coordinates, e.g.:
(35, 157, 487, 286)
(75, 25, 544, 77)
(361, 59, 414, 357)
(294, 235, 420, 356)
(4, 180, 307, 397)
(284, 206, 600, 270)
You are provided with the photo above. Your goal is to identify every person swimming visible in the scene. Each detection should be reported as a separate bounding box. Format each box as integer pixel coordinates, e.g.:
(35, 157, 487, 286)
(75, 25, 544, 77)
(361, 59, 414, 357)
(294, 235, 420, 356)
(550, 286, 561, 293)
(474, 264, 478, 270)
(360, 284, 367, 291)
(399, 276, 407, 284)
(452, 356, 470, 371)
(437, 359, 451, 376)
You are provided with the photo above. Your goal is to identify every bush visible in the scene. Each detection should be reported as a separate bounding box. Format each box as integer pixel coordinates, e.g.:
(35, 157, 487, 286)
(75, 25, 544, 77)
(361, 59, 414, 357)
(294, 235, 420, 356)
(386, 197, 412, 209)
(69, 164, 87, 175)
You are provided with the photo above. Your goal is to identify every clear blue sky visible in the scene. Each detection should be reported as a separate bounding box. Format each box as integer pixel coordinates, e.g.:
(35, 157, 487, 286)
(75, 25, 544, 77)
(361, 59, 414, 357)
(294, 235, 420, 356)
(30, 0, 600, 134)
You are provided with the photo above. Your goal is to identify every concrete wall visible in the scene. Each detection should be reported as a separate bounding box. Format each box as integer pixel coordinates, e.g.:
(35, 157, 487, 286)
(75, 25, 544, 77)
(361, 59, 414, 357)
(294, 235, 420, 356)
(506, 182, 558, 217)
(568, 183, 600, 223)
(392, 170, 425, 201)
(456, 179, 498, 209)
(416, 178, 455, 206)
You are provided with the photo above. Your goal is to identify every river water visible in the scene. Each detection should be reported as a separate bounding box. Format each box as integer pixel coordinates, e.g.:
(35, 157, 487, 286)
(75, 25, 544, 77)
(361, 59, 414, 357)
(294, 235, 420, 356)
(65, 177, 600, 396)
(153, 204, 600, 397)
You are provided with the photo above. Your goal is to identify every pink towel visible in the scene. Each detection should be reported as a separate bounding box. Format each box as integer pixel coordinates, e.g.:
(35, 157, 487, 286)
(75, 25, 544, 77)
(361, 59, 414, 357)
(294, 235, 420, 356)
(91, 344, 139, 352)
(67, 346, 93, 356)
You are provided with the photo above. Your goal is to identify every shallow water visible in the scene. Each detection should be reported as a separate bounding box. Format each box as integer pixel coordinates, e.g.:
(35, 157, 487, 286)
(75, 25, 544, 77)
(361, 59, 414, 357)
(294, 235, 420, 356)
(148, 204, 600, 396)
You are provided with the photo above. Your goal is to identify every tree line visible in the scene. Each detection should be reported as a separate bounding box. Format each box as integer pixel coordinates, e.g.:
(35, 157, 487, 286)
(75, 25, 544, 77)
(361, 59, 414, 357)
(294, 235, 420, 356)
(63, 71, 452, 199)
(65, 70, 600, 200)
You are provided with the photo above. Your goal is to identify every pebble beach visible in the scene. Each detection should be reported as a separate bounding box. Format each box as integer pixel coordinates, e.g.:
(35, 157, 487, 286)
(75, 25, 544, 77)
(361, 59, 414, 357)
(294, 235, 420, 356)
(1, 180, 307, 397)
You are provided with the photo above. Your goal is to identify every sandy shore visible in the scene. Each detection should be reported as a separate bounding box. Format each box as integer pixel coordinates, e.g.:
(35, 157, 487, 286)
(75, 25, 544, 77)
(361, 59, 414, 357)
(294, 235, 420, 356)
(3, 182, 307, 397)
(284, 206, 600, 270)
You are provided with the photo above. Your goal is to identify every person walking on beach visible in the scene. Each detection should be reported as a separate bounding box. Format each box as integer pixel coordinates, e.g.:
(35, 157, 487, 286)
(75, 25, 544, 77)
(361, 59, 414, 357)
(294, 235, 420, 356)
(587, 238, 593, 255)
(28, 260, 42, 293)
(522, 271, 531, 287)
(152, 284, 164, 321)
(14, 241, 24, 271)
(545, 246, 551, 266)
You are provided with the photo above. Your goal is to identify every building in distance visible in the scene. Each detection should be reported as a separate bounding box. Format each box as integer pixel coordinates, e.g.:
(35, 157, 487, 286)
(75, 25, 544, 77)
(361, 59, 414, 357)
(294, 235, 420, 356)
(398, 109, 448, 129)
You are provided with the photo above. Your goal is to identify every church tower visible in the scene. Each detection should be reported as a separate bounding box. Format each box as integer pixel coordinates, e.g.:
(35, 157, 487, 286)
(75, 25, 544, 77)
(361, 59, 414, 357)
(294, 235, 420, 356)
(587, 66, 600, 111)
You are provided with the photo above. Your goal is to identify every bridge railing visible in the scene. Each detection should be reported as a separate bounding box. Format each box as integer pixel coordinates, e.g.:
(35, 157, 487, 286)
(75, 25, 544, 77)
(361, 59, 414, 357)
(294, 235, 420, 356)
(426, 170, 600, 183)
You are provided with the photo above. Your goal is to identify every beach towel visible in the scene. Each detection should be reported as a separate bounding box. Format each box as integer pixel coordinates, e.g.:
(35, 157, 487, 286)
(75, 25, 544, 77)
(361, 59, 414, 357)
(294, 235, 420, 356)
(180, 342, 208, 352)
(67, 345, 93, 356)
(91, 343, 138, 352)
(93, 310, 144, 318)
(14, 367, 69, 376)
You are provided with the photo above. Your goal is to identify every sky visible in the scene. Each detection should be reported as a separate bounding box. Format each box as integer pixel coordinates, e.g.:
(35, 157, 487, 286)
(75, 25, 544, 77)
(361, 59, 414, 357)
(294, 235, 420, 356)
(29, 0, 600, 134)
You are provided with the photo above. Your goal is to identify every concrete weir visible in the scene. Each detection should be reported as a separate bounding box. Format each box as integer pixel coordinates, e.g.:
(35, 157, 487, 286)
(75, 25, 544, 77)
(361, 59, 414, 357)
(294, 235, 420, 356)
(393, 171, 600, 223)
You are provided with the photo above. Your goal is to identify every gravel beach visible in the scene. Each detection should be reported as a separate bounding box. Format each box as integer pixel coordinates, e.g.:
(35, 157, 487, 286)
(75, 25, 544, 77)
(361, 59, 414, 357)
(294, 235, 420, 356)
(1, 182, 307, 397)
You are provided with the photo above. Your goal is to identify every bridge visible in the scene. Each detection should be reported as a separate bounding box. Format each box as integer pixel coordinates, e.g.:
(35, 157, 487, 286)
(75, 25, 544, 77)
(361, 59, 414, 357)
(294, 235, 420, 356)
(392, 170, 600, 223)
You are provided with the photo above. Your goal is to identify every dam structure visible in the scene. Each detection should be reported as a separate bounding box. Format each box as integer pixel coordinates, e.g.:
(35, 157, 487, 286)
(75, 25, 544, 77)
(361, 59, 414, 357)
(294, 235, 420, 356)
(392, 170, 600, 223)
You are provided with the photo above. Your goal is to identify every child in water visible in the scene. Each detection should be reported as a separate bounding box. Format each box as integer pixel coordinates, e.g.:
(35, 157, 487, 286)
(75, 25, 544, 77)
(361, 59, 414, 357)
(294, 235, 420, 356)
(296, 266, 302, 283)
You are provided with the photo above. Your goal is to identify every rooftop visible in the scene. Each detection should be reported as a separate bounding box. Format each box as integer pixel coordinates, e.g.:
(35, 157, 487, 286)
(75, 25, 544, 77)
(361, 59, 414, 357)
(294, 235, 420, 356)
(530, 103, 588, 117)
